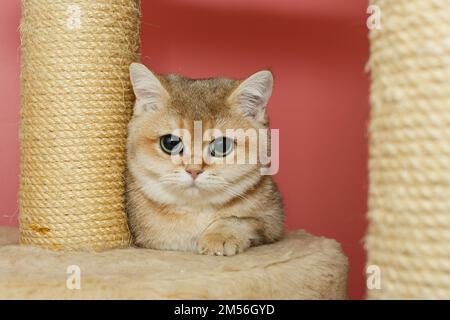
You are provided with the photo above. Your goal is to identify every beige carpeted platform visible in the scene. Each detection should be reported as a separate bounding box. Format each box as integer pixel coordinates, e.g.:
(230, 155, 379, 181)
(0, 227, 348, 299)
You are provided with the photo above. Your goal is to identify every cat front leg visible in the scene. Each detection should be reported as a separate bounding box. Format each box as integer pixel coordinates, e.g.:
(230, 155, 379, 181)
(197, 217, 262, 256)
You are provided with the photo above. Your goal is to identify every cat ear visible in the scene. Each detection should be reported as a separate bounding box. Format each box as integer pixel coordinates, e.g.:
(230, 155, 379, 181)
(129, 63, 169, 115)
(228, 70, 273, 124)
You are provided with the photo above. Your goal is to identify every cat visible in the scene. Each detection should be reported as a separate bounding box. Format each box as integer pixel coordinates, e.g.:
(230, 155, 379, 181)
(126, 63, 284, 256)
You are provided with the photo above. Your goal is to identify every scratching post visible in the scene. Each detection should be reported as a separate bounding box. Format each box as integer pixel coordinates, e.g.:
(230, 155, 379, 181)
(19, 0, 140, 251)
(367, 1, 450, 298)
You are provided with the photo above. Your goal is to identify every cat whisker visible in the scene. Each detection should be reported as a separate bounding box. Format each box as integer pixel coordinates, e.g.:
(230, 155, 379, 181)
(220, 185, 263, 210)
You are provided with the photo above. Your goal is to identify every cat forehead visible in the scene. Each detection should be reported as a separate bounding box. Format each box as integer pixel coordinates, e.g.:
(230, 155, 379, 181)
(159, 74, 240, 119)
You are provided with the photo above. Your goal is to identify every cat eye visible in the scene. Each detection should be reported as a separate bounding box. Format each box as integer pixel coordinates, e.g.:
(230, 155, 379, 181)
(209, 137, 233, 157)
(160, 134, 183, 155)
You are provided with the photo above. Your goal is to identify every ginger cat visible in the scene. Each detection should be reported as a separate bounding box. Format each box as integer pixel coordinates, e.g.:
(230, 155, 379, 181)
(126, 63, 284, 256)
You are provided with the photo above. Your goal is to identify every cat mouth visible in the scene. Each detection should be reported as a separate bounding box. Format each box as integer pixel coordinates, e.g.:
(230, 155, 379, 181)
(187, 182, 198, 189)
(184, 183, 203, 196)
(185, 180, 198, 189)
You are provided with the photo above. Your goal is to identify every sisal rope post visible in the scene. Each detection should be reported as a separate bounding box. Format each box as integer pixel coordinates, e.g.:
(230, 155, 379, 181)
(19, 0, 141, 251)
(367, 0, 450, 298)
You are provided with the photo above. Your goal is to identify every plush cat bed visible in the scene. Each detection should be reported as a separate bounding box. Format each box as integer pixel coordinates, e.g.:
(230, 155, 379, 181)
(0, 227, 348, 299)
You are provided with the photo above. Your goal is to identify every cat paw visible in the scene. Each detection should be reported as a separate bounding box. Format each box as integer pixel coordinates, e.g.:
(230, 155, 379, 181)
(197, 233, 249, 256)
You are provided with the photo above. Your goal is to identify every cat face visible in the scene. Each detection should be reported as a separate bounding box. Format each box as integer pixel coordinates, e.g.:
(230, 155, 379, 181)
(127, 63, 273, 206)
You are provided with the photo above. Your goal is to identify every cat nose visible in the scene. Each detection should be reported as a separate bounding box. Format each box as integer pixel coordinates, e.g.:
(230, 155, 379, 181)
(186, 169, 203, 180)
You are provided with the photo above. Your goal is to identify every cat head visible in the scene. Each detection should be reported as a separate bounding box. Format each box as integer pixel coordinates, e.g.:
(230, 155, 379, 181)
(127, 63, 273, 206)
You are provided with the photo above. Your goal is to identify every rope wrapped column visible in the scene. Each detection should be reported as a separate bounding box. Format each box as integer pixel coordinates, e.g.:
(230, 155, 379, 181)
(19, 0, 140, 251)
(367, 0, 450, 298)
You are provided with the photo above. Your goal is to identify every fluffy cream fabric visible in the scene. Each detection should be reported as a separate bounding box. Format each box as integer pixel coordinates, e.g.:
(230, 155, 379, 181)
(0, 227, 348, 299)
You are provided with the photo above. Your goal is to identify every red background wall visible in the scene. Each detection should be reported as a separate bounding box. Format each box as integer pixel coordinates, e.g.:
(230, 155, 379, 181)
(0, 0, 369, 299)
